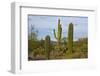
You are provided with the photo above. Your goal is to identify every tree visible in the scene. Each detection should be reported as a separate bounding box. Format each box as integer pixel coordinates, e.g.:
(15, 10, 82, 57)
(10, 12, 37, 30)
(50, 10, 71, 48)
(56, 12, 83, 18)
(28, 25, 38, 53)
(28, 25, 38, 41)
(62, 37, 67, 45)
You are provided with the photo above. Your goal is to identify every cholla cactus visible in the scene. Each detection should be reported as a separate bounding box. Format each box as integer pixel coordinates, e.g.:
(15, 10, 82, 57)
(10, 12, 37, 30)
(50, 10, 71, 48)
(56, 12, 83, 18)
(53, 19, 62, 47)
(45, 35, 51, 59)
(68, 23, 73, 53)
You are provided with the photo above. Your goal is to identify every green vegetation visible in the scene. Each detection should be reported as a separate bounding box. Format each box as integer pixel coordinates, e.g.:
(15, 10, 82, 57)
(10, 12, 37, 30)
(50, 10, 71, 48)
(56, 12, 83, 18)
(45, 35, 51, 59)
(68, 23, 73, 53)
(28, 19, 88, 61)
(53, 19, 62, 48)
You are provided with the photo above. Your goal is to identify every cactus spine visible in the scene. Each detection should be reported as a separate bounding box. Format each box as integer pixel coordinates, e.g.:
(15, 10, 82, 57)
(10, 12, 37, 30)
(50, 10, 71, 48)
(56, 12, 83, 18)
(68, 23, 73, 53)
(45, 35, 51, 59)
(53, 19, 62, 47)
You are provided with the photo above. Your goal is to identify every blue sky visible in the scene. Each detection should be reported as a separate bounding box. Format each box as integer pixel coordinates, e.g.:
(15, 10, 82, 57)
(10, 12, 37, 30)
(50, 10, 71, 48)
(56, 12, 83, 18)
(28, 15, 88, 41)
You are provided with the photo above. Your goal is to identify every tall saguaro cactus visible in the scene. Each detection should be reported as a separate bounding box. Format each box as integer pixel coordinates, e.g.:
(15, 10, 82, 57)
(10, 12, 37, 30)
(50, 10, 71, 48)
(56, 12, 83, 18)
(68, 23, 73, 53)
(53, 19, 62, 47)
(45, 35, 51, 59)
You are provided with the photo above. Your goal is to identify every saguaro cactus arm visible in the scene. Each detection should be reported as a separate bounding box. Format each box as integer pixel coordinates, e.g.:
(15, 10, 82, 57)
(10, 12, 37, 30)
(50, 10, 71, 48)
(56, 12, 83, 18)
(53, 29, 57, 39)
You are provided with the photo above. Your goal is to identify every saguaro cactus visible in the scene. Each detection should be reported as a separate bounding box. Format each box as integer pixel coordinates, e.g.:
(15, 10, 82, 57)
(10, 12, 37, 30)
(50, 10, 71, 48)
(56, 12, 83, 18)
(45, 35, 51, 59)
(68, 23, 73, 53)
(53, 19, 62, 47)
